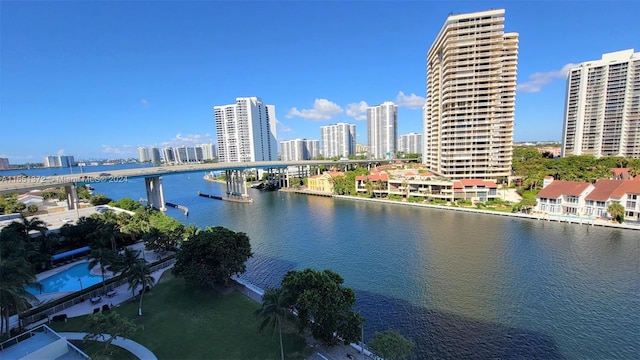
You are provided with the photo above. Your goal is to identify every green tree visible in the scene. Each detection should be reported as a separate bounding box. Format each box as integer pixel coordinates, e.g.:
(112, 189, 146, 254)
(0, 257, 42, 337)
(13, 214, 48, 240)
(87, 248, 116, 295)
(255, 287, 294, 360)
(27, 205, 38, 214)
(110, 247, 141, 276)
(368, 330, 415, 360)
(83, 312, 138, 352)
(90, 194, 113, 206)
(109, 197, 143, 212)
(607, 202, 625, 223)
(126, 260, 154, 316)
(281, 268, 364, 345)
(172, 226, 253, 287)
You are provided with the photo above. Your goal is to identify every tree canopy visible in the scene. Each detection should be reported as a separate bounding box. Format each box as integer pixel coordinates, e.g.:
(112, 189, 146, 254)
(368, 329, 415, 360)
(172, 226, 253, 287)
(83, 312, 137, 352)
(281, 268, 364, 345)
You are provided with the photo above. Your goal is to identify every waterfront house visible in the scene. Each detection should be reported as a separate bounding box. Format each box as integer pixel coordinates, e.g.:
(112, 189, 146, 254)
(307, 171, 343, 193)
(355, 173, 389, 197)
(535, 177, 594, 216)
(585, 178, 640, 221)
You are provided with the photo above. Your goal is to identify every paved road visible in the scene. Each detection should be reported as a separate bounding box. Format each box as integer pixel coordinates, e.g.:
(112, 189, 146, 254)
(60, 332, 158, 360)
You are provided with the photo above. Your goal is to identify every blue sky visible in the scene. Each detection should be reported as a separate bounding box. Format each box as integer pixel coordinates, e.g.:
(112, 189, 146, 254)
(1, 1, 639, 162)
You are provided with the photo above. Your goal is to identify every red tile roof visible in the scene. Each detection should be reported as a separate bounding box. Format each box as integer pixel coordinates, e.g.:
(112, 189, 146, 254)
(536, 180, 592, 199)
(355, 174, 389, 181)
(610, 168, 632, 180)
(327, 171, 344, 178)
(585, 179, 624, 201)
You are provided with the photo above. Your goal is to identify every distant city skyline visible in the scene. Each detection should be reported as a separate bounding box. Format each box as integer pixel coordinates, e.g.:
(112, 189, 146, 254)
(1, 1, 639, 162)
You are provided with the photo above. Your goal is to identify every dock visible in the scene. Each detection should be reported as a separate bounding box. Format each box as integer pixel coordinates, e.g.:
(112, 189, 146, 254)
(198, 191, 253, 203)
(165, 202, 189, 216)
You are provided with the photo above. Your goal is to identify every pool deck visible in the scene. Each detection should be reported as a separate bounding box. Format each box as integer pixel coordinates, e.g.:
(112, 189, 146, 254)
(29, 242, 171, 320)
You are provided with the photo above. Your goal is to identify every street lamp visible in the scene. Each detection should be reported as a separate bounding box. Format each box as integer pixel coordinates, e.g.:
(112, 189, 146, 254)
(78, 278, 83, 290)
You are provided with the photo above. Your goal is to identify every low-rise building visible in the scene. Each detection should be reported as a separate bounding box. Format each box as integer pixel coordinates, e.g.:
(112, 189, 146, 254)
(307, 171, 344, 193)
(535, 176, 640, 221)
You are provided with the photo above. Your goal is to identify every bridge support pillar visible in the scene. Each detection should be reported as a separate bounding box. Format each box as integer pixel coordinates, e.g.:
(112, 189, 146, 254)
(225, 170, 249, 199)
(65, 185, 79, 210)
(145, 176, 166, 212)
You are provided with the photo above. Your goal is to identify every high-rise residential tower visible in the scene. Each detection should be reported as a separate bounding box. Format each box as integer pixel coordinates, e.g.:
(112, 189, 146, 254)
(399, 133, 423, 155)
(280, 139, 320, 161)
(320, 123, 356, 158)
(423, 9, 518, 179)
(150, 147, 161, 164)
(200, 143, 216, 161)
(162, 147, 175, 164)
(367, 102, 398, 159)
(137, 147, 150, 163)
(214, 97, 278, 163)
(562, 49, 640, 158)
(0, 158, 9, 170)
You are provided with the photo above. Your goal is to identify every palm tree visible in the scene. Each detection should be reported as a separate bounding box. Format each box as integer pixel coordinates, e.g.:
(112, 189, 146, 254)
(0, 257, 42, 337)
(87, 248, 115, 295)
(255, 287, 294, 360)
(607, 202, 625, 223)
(127, 260, 154, 316)
(110, 248, 141, 277)
(9, 214, 48, 241)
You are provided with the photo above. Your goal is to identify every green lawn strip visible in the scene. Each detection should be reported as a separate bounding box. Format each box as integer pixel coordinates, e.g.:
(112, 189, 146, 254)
(51, 272, 308, 359)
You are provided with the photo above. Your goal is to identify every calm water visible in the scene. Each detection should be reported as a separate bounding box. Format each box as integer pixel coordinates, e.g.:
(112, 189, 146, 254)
(28, 263, 109, 295)
(6, 166, 640, 359)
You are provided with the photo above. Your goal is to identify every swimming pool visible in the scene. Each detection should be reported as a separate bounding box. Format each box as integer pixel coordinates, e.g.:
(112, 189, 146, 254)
(28, 263, 111, 295)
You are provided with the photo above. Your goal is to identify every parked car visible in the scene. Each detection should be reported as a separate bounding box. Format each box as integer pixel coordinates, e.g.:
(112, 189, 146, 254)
(61, 217, 73, 223)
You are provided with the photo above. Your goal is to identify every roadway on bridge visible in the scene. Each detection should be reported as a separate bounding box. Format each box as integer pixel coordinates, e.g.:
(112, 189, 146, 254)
(0, 159, 394, 194)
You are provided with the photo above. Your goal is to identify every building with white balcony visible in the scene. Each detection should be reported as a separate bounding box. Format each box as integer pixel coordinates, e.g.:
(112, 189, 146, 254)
(321, 123, 356, 158)
(399, 133, 423, 155)
(423, 9, 518, 180)
(367, 102, 398, 159)
(162, 147, 175, 164)
(562, 49, 640, 158)
(214, 97, 278, 163)
(200, 143, 216, 161)
(280, 139, 320, 161)
(0, 157, 10, 170)
(43, 155, 75, 168)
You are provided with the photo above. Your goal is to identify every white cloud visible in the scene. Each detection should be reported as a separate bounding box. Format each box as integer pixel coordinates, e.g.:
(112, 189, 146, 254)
(395, 91, 425, 109)
(346, 101, 369, 121)
(101, 145, 127, 155)
(517, 63, 578, 93)
(141, 99, 150, 108)
(159, 133, 214, 147)
(276, 119, 293, 133)
(286, 99, 343, 120)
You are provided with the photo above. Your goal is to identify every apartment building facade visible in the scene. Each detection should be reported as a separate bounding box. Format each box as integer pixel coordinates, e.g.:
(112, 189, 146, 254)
(320, 123, 356, 158)
(562, 49, 640, 158)
(423, 9, 518, 180)
(367, 102, 398, 159)
(398, 133, 423, 155)
(214, 97, 278, 163)
(280, 139, 320, 161)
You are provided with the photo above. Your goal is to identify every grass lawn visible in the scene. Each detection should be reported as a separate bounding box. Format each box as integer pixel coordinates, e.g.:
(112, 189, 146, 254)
(51, 272, 310, 359)
(69, 340, 137, 360)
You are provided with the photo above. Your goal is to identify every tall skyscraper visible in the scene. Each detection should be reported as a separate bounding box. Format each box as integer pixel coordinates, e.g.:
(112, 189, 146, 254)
(399, 133, 423, 155)
(214, 97, 278, 163)
(150, 147, 161, 164)
(424, 9, 518, 179)
(200, 143, 216, 161)
(367, 101, 398, 159)
(162, 147, 175, 164)
(137, 147, 150, 163)
(320, 123, 356, 158)
(42, 155, 75, 168)
(0, 157, 10, 170)
(562, 49, 640, 158)
(280, 139, 320, 161)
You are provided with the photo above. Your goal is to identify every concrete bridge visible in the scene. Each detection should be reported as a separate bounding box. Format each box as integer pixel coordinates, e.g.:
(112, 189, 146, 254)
(0, 159, 403, 210)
